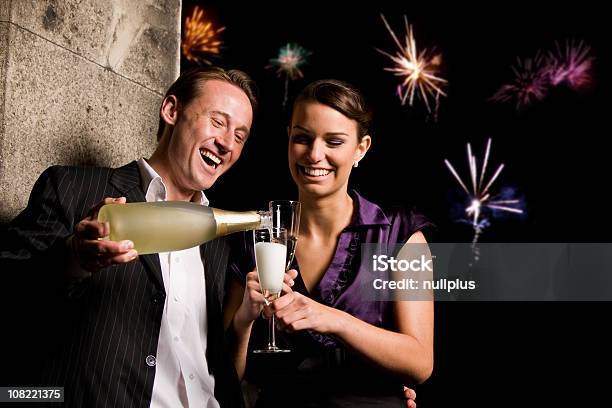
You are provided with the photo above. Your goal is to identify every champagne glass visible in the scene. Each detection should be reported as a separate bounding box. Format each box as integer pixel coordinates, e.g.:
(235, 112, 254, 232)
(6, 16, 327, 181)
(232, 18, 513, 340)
(253, 227, 290, 353)
(269, 200, 301, 269)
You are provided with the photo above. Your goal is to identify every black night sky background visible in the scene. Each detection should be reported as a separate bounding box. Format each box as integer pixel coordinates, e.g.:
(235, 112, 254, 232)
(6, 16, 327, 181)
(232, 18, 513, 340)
(186, 1, 610, 405)
(183, 1, 610, 242)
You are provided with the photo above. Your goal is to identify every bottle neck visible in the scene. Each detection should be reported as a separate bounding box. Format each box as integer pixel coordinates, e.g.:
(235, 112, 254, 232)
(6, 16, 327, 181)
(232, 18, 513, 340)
(211, 208, 270, 236)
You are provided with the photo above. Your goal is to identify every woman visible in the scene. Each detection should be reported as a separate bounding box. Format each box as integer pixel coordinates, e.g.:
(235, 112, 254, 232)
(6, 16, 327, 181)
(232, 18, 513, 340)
(225, 79, 433, 407)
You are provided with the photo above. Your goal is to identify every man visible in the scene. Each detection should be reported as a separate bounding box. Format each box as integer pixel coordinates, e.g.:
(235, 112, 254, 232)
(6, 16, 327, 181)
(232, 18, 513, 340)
(1, 66, 420, 408)
(1, 66, 255, 407)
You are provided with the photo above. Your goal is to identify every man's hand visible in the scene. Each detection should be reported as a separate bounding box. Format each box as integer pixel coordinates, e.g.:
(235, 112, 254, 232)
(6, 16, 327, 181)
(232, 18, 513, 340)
(68, 197, 138, 273)
(404, 386, 417, 408)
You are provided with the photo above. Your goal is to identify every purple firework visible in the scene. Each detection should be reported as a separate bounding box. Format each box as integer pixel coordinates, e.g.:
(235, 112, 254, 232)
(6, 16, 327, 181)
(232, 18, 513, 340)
(490, 39, 595, 111)
(489, 52, 551, 110)
(547, 39, 594, 91)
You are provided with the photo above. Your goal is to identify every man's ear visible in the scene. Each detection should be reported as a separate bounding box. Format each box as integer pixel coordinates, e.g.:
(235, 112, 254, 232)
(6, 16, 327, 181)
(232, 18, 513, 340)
(160, 95, 179, 126)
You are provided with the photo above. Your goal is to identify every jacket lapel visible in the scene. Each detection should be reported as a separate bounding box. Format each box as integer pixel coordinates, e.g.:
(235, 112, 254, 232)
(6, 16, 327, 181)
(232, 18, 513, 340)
(201, 238, 229, 317)
(202, 241, 219, 313)
(108, 161, 164, 291)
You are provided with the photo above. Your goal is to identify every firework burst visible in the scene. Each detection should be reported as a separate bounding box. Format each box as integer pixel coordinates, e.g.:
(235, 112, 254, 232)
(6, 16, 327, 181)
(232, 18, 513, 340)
(376, 14, 447, 116)
(489, 52, 550, 110)
(547, 39, 594, 91)
(490, 39, 595, 110)
(445, 139, 524, 263)
(267, 43, 311, 107)
(182, 6, 225, 65)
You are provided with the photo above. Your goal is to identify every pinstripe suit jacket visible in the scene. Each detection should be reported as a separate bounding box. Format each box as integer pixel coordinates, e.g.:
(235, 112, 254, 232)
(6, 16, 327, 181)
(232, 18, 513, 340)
(1, 162, 244, 407)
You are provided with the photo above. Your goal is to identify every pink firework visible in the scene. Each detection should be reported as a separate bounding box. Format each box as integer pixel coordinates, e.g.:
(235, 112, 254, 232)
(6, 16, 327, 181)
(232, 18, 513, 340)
(489, 52, 551, 110)
(547, 39, 594, 91)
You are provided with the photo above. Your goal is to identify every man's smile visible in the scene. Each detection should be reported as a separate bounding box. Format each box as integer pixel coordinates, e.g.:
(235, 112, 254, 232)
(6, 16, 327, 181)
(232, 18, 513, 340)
(199, 148, 222, 169)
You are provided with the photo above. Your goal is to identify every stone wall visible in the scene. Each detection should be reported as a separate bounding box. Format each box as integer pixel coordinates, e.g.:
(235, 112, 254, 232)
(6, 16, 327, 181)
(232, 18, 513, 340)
(0, 0, 181, 221)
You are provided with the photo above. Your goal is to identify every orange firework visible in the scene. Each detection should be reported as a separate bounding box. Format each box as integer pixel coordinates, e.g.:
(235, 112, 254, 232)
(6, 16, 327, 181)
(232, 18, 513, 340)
(182, 6, 225, 65)
(376, 14, 447, 116)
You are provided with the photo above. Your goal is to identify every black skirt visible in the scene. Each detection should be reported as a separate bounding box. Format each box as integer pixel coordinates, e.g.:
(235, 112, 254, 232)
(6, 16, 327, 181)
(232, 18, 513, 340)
(245, 323, 407, 408)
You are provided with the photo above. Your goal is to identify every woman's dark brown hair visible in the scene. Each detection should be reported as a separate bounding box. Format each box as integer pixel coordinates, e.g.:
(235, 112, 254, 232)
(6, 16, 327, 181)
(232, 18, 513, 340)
(292, 79, 372, 141)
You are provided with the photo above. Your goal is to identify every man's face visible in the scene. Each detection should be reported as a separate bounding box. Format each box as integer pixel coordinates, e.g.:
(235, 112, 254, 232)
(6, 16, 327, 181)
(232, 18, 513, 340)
(164, 80, 253, 193)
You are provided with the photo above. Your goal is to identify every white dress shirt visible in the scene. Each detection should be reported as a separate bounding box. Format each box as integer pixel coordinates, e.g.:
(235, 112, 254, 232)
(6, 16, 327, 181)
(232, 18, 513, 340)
(137, 158, 220, 408)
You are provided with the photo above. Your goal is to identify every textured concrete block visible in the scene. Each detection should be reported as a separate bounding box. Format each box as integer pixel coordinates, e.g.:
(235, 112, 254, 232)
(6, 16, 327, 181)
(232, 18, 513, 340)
(0, 24, 162, 220)
(1, 22, 9, 133)
(0, 3, 9, 21)
(7, 0, 180, 94)
(0, 0, 181, 221)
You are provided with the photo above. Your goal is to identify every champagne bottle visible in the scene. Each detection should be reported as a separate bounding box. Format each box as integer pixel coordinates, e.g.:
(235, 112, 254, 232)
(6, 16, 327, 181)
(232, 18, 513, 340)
(97, 202, 271, 255)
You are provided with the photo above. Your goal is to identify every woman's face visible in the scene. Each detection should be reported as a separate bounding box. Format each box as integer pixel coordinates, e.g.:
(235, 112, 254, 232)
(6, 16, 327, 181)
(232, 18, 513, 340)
(288, 101, 370, 198)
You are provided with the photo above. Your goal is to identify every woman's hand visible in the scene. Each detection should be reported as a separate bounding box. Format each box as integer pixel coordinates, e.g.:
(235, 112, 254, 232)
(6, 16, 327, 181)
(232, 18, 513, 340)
(404, 386, 417, 408)
(268, 289, 342, 334)
(234, 269, 297, 329)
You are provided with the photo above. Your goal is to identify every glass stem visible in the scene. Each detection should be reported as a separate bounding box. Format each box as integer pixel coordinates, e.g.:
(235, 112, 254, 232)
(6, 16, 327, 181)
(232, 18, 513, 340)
(268, 314, 277, 349)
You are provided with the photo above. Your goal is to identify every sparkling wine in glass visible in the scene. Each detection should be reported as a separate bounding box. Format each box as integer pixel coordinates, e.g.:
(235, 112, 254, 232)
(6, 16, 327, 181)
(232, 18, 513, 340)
(253, 227, 290, 354)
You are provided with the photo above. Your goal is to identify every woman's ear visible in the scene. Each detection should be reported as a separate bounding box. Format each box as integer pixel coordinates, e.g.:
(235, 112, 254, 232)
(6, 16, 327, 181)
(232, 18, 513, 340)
(355, 135, 372, 163)
(160, 95, 179, 126)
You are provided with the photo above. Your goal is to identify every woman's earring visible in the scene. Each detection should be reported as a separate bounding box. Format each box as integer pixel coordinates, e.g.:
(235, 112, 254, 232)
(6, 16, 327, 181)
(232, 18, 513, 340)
(353, 161, 359, 168)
